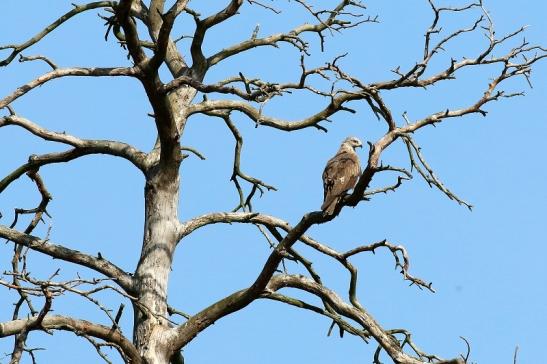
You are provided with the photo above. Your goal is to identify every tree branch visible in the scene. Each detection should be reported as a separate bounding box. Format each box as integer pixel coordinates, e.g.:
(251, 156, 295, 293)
(207, 0, 371, 67)
(266, 275, 458, 364)
(9, 170, 52, 334)
(148, 0, 190, 71)
(0, 225, 134, 294)
(0, 149, 89, 194)
(402, 135, 472, 210)
(190, 0, 244, 73)
(170, 274, 460, 364)
(0, 1, 117, 67)
(261, 292, 370, 340)
(0, 67, 139, 110)
(0, 115, 148, 172)
(164, 54, 334, 103)
(184, 91, 362, 131)
(18, 54, 58, 70)
(115, 0, 148, 64)
(9, 286, 52, 364)
(0, 315, 141, 364)
(220, 113, 277, 210)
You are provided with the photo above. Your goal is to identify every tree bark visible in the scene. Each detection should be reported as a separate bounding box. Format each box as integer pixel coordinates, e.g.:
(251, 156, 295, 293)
(133, 163, 181, 364)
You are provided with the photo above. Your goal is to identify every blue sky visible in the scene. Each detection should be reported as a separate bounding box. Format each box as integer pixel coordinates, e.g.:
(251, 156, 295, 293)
(0, 1, 546, 363)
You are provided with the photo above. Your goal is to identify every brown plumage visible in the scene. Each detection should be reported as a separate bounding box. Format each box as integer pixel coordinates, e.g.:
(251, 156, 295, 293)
(321, 136, 363, 215)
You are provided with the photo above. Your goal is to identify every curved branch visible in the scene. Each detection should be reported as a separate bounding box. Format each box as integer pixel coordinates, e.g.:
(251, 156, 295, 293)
(261, 292, 370, 340)
(18, 54, 58, 70)
(208, 23, 318, 67)
(170, 274, 459, 364)
(0, 115, 148, 172)
(178, 211, 286, 240)
(221, 113, 277, 210)
(402, 136, 471, 210)
(207, 0, 370, 67)
(0, 67, 139, 110)
(270, 275, 463, 364)
(266, 275, 429, 364)
(0, 315, 141, 364)
(190, 0, 244, 72)
(184, 92, 362, 131)
(9, 169, 51, 337)
(0, 146, 147, 195)
(0, 149, 87, 194)
(0, 1, 117, 67)
(0, 225, 134, 294)
(343, 240, 434, 292)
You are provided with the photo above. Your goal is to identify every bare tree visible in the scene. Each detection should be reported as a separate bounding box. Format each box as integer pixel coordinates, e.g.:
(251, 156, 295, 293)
(0, 1, 544, 364)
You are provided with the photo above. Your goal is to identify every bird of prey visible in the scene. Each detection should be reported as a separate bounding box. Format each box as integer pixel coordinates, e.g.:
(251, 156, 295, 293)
(321, 136, 363, 215)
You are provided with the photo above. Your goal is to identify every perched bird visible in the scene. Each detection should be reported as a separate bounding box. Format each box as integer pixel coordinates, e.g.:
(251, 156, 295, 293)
(321, 136, 362, 215)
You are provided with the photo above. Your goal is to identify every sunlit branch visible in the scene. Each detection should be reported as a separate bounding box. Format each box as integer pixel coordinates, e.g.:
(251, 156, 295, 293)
(18, 54, 58, 70)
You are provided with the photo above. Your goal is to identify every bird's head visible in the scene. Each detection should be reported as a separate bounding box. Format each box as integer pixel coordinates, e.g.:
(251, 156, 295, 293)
(342, 136, 363, 150)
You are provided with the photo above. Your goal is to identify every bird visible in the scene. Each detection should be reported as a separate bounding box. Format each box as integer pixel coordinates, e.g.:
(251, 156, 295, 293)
(321, 136, 363, 215)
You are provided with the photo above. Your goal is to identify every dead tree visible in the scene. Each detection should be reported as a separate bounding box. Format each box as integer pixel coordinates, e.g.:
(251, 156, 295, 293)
(0, 1, 544, 364)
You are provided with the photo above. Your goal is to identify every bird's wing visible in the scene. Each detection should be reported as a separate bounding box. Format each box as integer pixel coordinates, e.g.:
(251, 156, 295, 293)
(321, 151, 360, 211)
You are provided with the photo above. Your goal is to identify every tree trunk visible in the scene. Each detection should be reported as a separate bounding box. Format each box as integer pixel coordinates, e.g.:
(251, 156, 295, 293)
(133, 163, 180, 364)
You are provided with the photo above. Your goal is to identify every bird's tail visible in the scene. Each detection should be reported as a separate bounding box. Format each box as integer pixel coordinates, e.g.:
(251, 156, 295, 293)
(321, 197, 339, 215)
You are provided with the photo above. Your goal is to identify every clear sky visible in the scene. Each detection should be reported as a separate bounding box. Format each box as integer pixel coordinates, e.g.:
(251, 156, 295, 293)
(0, 1, 546, 363)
